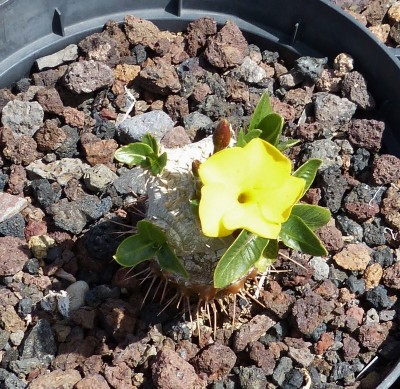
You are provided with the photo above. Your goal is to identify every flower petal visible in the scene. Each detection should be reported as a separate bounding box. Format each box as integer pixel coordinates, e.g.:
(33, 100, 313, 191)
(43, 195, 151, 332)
(199, 183, 239, 237)
(222, 203, 281, 239)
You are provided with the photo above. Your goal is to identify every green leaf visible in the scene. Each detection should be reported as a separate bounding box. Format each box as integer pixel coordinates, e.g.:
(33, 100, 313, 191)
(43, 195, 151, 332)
(137, 220, 167, 246)
(244, 128, 262, 143)
(141, 133, 159, 155)
(147, 152, 167, 176)
(258, 113, 283, 146)
(277, 138, 300, 151)
(157, 244, 189, 279)
(214, 230, 269, 289)
(291, 204, 331, 230)
(280, 215, 328, 256)
(293, 159, 322, 194)
(113, 234, 158, 267)
(248, 92, 273, 132)
(255, 239, 279, 272)
(114, 143, 153, 167)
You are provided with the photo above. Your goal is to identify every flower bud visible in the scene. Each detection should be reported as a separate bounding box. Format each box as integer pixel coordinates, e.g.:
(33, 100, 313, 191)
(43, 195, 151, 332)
(213, 119, 231, 153)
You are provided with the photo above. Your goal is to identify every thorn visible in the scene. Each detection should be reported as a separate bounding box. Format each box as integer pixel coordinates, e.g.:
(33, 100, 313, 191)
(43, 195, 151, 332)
(232, 294, 237, 329)
(158, 293, 178, 316)
(160, 280, 169, 303)
(279, 251, 308, 270)
(141, 276, 157, 308)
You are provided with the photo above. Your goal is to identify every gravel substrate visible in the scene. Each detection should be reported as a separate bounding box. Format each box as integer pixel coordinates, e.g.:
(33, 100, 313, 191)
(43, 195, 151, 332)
(1, 3, 400, 389)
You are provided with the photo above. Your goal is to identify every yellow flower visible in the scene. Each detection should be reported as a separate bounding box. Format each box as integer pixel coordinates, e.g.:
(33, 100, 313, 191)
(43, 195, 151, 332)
(198, 138, 305, 239)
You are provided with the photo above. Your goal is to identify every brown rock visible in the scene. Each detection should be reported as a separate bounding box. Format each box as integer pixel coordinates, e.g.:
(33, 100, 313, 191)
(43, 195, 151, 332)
(187, 17, 217, 56)
(313, 279, 339, 300)
(70, 307, 97, 329)
(114, 64, 141, 83)
(372, 154, 400, 185)
(348, 119, 385, 152)
(161, 126, 191, 149)
(194, 343, 236, 381)
(35, 87, 64, 115)
(345, 306, 364, 332)
(315, 69, 342, 93)
(35, 119, 67, 151)
(191, 83, 211, 104)
(225, 76, 250, 103)
(362, 0, 391, 26)
(205, 20, 248, 69)
(280, 254, 314, 287)
(364, 263, 383, 290)
(155, 32, 189, 64)
(333, 243, 371, 271)
(33, 67, 66, 87)
(382, 186, 400, 230)
(0, 305, 25, 332)
(0, 88, 15, 114)
(0, 288, 19, 307)
(62, 107, 85, 129)
(152, 348, 206, 389)
(23, 274, 52, 291)
(270, 97, 296, 122)
(383, 261, 400, 289)
(358, 322, 390, 350)
(296, 122, 321, 142)
(76, 374, 110, 389)
(78, 33, 121, 67)
(369, 24, 391, 42)
(124, 15, 160, 49)
(7, 164, 27, 195)
(343, 335, 360, 361)
(138, 56, 181, 95)
(262, 281, 296, 319)
(0, 126, 39, 165)
(248, 342, 276, 375)
(388, 1, 400, 22)
(344, 201, 380, 222)
(283, 88, 312, 117)
(28, 369, 81, 389)
(165, 95, 189, 122)
(316, 225, 344, 253)
(390, 21, 400, 44)
(99, 299, 136, 342)
(25, 219, 48, 240)
(292, 291, 334, 336)
(103, 20, 130, 56)
(314, 332, 334, 355)
(233, 314, 276, 352)
(113, 338, 148, 368)
(80, 133, 118, 167)
(0, 236, 30, 276)
(341, 71, 375, 110)
(64, 178, 87, 201)
(104, 363, 133, 389)
(82, 355, 104, 376)
(0, 192, 28, 223)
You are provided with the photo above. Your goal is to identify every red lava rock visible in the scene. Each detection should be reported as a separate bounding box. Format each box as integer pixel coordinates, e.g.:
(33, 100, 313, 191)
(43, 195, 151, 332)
(34, 119, 67, 151)
(381, 186, 400, 230)
(124, 15, 160, 49)
(225, 76, 250, 103)
(154, 33, 189, 64)
(292, 291, 335, 336)
(0, 305, 25, 331)
(0, 88, 15, 113)
(313, 279, 339, 300)
(104, 363, 133, 389)
(316, 224, 344, 253)
(341, 71, 375, 110)
(80, 133, 118, 167)
(296, 122, 321, 142)
(191, 83, 211, 104)
(103, 20, 130, 56)
(0, 236, 31, 276)
(333, 243, 371, 271)
(23, 274, 52, 291)
(152, 348, 206, 389)
(302, 187, 322, 205)
(165, 95, 189, 122)
(314, 332, 335, 355)
(262, 280, 296, 319)
(78, 33, 121, 67)
(343, 335, 360, 361)
(194, 343, 236, 381)
(372, 154, 400, 185)
(82, 355, 105, 376)
(24, 219, 48, 240)
(161, 126, 191, 149)
(248, 341, 276, 375)
(70, 307, 97, 329)
(283, 88, 312, 117)
(138, 56, 181, 95)
(76, 374, 110, 389)
(53, 336, 98, 370)
(344, 201, 380, 222)
(187, 17, 217, 56)
(233, 314, 276, 352)
(62, 107, 85, 129)
(0, 192, 28, 223)
(7, 164, 27, 195)
(35, 87, 64, 115)
(382, 261, 400, 290)
(176, 340, 200, 361)
(280, 254, 314, 287)
(358, 322, 390, 350)
(32, 67, 67, 87)
(0, 126, 39, 165)
(270, 96, 297, 122)
(287, 344, 315, 367)
(345, 306, 365, 332)
(28, 369, 81, 389)
(113, 338, 148, 368)
(205, 20, 248, 69)
(99, 299, 136, 342)
(348, 119, 385, 151)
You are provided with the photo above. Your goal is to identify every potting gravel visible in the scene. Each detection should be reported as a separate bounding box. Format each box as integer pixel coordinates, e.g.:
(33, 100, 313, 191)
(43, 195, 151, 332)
(0, 2, 400, 388)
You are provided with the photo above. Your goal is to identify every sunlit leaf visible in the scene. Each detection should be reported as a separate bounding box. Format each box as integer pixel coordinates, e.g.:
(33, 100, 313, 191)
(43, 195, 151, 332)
(114, 143, 153, 167)
(248, 91, 273, 132)
(291, 204, 331, 230)
(147, 152, 167, 176)
(293, 159, 322, 194)
(137, 220, 167, 246)
(255, 239, 279, 272)
(157, 244, 189, 279)
(258, 113, 283, 146)
(141, 133, 159, 155)
(280, 215, 328, 256)
(113, 234, 158, 267)
(277, 138, 300, 151)
(214, 230, 269, 289)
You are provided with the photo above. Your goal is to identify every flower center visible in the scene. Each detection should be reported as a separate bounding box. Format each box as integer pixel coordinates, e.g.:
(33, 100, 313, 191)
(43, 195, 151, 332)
(238, 192, 250, 204)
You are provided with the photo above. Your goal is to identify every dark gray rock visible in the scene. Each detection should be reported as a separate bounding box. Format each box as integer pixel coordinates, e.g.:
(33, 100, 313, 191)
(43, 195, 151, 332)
(0, 330, 10, 350)
(76, 196, 112, 221)
(363, 221, 386, 246)
(262, 50, 279, 64)
(55, 125, 79, 158)
(282, 368, 304, 389)
(310, 323, 327, 342)
(300, 139, 342, 170)
(345, 275, 366, 295)
(94, 119, 116, 139)
(330, 362, 353, 381)
(113, 168, 147, 195)
(50, 201, 87, 234)
(0, 214, 25, 238)
(17, 298, 33, 318)
(295, 56, 327, 82)
(182, 111, 213, 133)
(365, 285, 394, 310)
(272, 356, 293, 386)
(131, 44, 148, 64)
(0, 173, 8, 191)
(0, 369, 26, 389)
(336, 215, 364, 242)
(319, 166, 347, 213)
(238, 366, 267, 389)
(23, 258, 40, 275)
(341, 71, 375, 110)
(21, 319, 56, 362)
(371, 247, 394, 268)
(351, 148, 370, 176)
(9, 357, 47, 376)
(31, 179, 58, 208)
(329, 266, 348, 287)
(86, 285, 120, 307)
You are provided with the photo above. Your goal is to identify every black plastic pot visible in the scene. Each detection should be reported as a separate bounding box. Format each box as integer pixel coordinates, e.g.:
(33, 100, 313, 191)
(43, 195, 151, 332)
(0, 0, 399, 387)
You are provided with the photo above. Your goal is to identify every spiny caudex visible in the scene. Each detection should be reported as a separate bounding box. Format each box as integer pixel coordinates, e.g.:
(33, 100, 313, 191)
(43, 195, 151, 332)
(113, 92, 330, 315)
